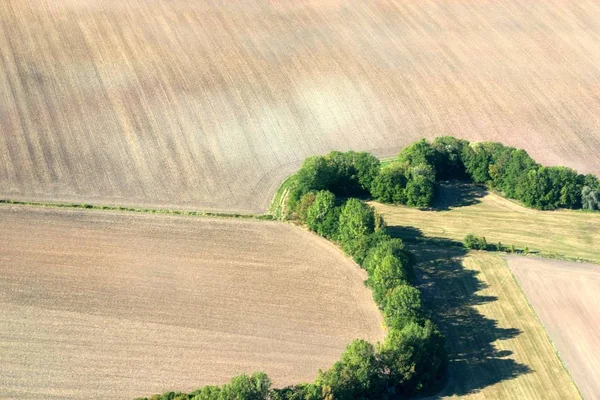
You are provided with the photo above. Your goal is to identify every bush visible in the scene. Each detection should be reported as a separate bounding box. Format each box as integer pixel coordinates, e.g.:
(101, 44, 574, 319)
(582, 185, 600, 210)
(464, 234, 487, 250)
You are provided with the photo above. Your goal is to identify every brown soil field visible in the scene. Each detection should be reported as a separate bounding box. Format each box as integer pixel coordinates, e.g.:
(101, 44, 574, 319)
(0, 205, 384, 399)
(508, 257, 600, 400)
(2, 1, 600, 213)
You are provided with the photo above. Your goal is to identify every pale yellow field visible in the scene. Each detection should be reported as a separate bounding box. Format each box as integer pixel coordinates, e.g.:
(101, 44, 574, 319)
(2, 1, 600, 212)
(0, 205, 384, 399)
(372, 183, 600, 263)
(415, 248, 580, 399)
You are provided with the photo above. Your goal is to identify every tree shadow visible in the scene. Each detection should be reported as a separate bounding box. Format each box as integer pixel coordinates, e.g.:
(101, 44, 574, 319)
(387, 226, 532, 396)
(431, 182, 487, 211)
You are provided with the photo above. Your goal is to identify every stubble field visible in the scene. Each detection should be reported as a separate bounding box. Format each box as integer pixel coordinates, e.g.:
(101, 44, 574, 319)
(508, 257, 600, 400)
(0, 205, 384, 399)
(407, 247, 581, 399)
(2, 0, 600, 213)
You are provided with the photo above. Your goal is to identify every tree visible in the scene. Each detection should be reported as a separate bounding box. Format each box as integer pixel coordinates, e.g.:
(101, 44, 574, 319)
(431, 136, 469, 180)
(317, 340, 382, 400)
(405, 164, 435, 208)
(383, 285, 425, 330)
(370, 254, 409, 305)
(378, 321, 446, 396)
(370, 163, 408, 204)
(305, 191, 339, 238)
(464, 234, 487, 250)
(338, 199, 376, 258)
(363, 237, 413, 279)
(219, 373, 271, 400)
(398, 139, 438, 167)
(582, 185, 600, 210)
(295, 192, 316, 222)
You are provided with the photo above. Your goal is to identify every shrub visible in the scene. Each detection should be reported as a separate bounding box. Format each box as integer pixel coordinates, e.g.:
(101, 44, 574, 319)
(464, 234, 487, 250)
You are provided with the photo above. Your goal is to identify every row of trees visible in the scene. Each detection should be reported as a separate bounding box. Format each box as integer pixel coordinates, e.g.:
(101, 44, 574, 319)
(289, 137, 600, 211)
(392, 136, 600, 210)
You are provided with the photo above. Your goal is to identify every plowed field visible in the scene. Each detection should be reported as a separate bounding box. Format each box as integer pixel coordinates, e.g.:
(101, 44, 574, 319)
(2, 1, 600, 212)
(0, 206, 384, 399)
(508, 257, 600, 400)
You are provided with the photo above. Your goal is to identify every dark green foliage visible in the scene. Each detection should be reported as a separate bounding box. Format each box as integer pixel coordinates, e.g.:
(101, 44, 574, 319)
(383, 285, 425, 331)
(271, 384, 322, 400)
(317, 340, 382, 400)
(291, 152, 381, 206)
(517, 166, 583, 210)
(464, 234, 488, 250)
(370, 164, 408, 203)
(305, 191, 340, 239)
(461, 143, 494, 183)
(378, 320, 446, 396)
(431, 136, 469, 180)
(491, 149, 538, 198)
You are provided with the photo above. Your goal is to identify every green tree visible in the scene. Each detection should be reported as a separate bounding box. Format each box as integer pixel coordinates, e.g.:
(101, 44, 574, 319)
(370, 163, 408, 203)
(383, 285, 425, 330)
(582, 185, 600, 210)
(378, 321, 446, 396)
(363, 238, 413, 279)
(295, 192, 316, 222)
(405, 164, 435, 208)
(338, 199, 376, 258)
(317, 340, 382, 400)
(398, 139, 438, 167)
(305, 190, 339, 238)
(370, 254, 408, 305)
(219, 373, 271, 400)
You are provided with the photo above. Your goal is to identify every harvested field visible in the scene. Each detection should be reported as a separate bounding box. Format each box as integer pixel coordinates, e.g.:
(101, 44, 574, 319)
(2, 1, 600, 213)
(415, 248, 580, 399)
(0, 205, 384, 399)
(372, 183, 600, 263)
(508, 257, 600, 400)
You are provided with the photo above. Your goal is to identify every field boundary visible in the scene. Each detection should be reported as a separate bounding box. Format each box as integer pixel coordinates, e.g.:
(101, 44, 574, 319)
(0, 199, 272, 221)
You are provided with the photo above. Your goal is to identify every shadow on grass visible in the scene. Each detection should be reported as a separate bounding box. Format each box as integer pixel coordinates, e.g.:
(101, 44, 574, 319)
(387, 226, 532, 396)
(431, 182, 487, 211)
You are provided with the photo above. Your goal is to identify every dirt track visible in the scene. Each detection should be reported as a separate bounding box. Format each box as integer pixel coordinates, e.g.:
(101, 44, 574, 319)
(508, 256, 600, 400)
(0, 206, 384, 399)
(2, 1, 600, 212)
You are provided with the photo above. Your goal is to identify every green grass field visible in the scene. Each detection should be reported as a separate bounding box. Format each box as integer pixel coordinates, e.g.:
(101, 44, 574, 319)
(413, 247, 580, 399)
(371, 182, 600, 263)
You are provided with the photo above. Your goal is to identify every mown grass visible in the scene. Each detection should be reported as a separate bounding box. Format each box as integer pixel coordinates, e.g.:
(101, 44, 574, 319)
(371, 182, 600, 264)
(413, 245, 581, 399)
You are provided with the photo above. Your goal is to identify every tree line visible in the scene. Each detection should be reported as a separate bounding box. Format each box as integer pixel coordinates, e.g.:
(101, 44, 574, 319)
(288, 137, 600, 211)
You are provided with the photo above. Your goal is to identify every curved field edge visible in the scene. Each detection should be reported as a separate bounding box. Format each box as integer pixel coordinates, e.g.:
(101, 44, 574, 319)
(0, 205, 385, 399)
